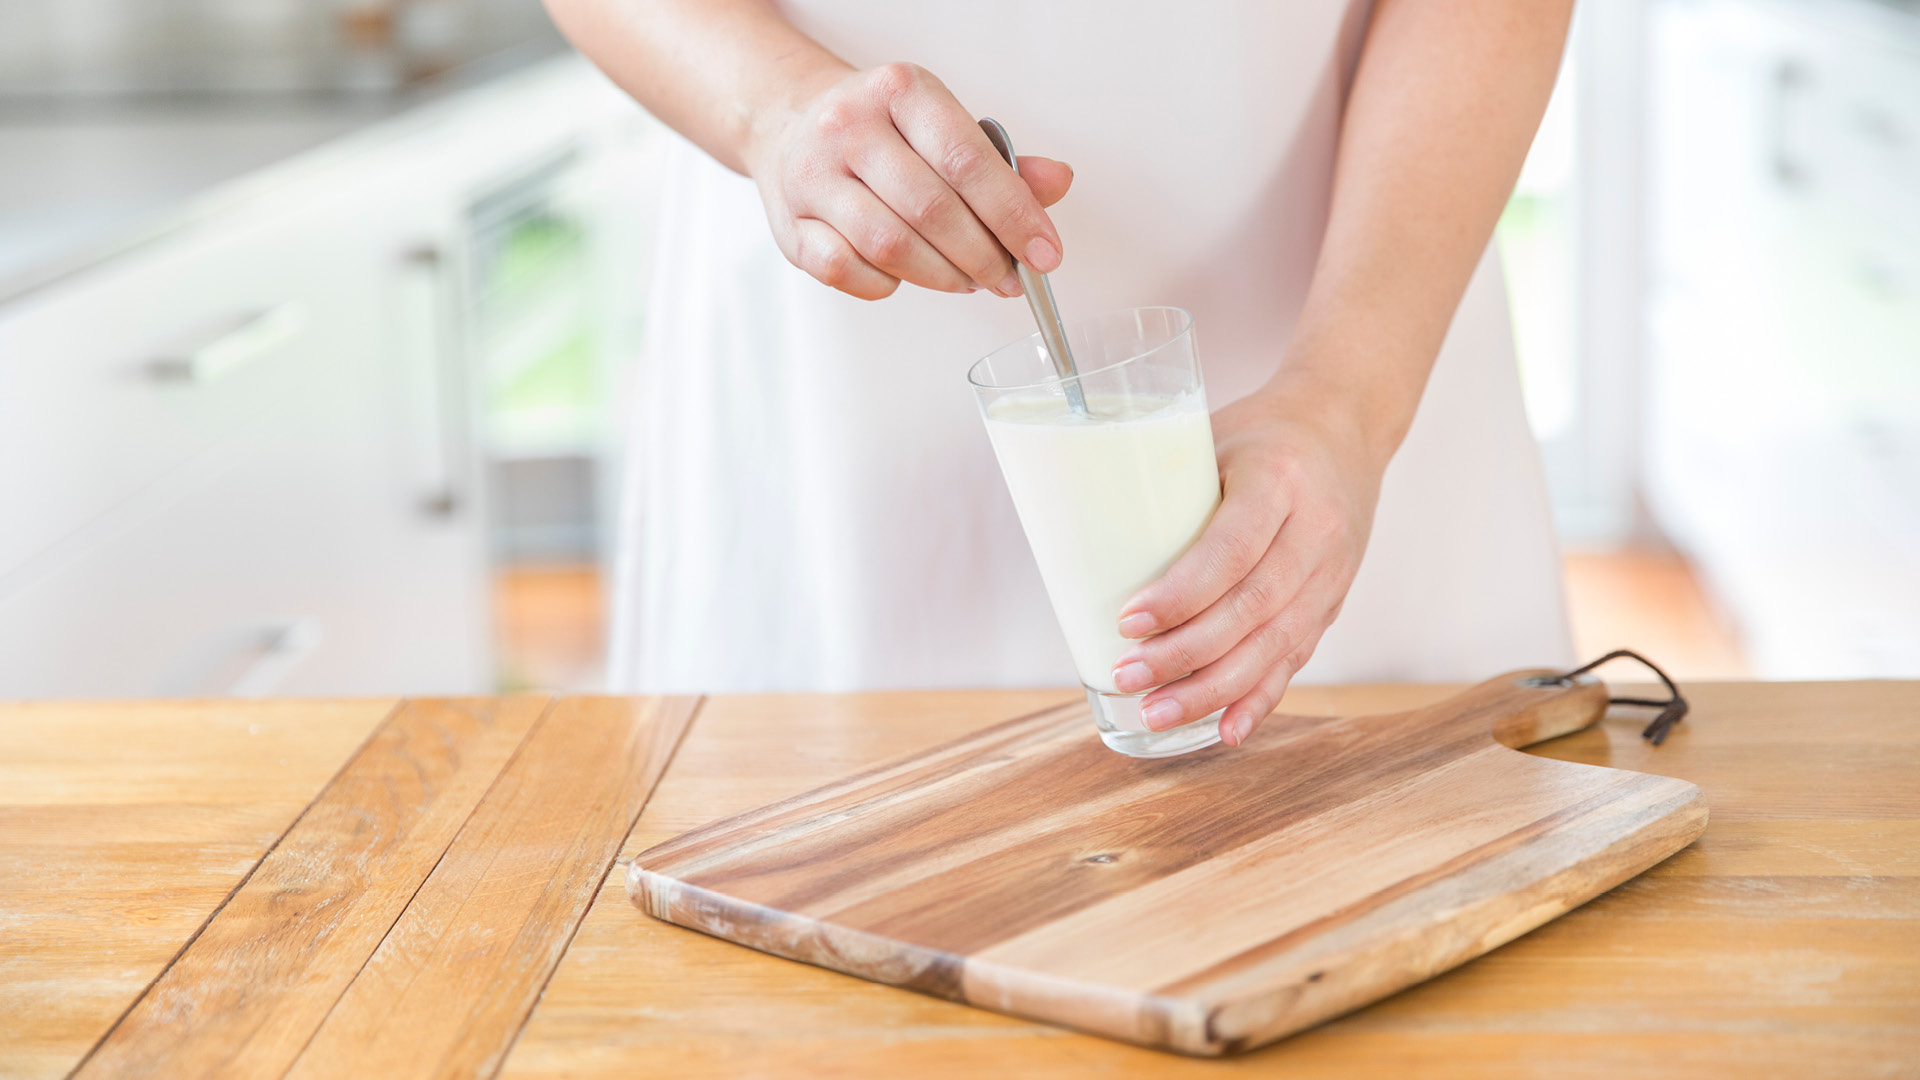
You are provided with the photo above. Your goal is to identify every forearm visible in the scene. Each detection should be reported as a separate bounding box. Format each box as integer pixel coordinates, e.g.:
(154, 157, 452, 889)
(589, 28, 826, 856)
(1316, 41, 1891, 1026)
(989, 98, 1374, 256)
(542, 0, 851, 175)
(1270, 0, 1573, 468)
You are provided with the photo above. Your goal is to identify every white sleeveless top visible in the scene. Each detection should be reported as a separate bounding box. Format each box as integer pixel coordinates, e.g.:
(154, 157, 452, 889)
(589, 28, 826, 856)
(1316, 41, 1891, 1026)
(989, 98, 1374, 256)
(607, 0, 1574, 693)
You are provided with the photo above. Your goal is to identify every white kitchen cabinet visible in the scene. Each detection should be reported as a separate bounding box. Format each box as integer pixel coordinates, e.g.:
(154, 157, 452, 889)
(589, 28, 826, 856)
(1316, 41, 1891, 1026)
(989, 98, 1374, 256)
(0, 186, 386, 577)
(0, 56, 646, 698)
(1647, 0, 1920, 676)
(0, 382, 472, 698)
(0, 161, 489, 697)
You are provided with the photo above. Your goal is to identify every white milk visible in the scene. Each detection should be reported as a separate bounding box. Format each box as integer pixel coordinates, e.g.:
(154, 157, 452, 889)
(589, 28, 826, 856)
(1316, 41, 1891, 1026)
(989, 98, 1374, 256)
(984, 391, 1221, 691)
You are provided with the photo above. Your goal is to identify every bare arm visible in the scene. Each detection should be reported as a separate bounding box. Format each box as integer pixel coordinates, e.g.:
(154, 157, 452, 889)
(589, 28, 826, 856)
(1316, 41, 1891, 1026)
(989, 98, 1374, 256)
(543, 0, 839, 176)
(1283, 0, 1574, 463)
(1115, 0, 1575, 745)
(543, 0, 1071, 299)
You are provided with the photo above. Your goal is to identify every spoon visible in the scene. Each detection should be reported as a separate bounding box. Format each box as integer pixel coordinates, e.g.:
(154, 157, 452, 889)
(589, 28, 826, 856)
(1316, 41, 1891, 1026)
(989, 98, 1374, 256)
(977, 117, 1088, 417)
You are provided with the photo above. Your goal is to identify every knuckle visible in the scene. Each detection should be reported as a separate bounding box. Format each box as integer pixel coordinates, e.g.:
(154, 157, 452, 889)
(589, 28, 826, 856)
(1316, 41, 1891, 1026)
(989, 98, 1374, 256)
(926, 265, 972, 293)
(1233, 573, 1283, 621)
(1232, 477, 1289, 531)
(868, 61, 921, 99)
(1155, 634, 1202, 679)
(1273, 452, 1311, 486)
(1209, 530, 1263, 580)
(1191, 673, 1248, 717)
(1298, 504, 1340, 540)
(966, 247, 1011, 283)
(812, 100, 860, 140)
(866, 227, 910, 267)
(1002, 200, 1045, 238)
(1287, 637, 1319, 671)
(941, 140, 993, 187)
(905, 186, 958, 229)
(1265, 458, 1312, 499)
(1249, 617, 1299, 662)
(810, 245, 851, 287)
(1271, 644, 1303, 680)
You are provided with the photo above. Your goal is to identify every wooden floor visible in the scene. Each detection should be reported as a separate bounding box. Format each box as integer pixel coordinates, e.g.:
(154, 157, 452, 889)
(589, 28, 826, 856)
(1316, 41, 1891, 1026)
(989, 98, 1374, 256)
(494, 564, 607, 692)
(494, 549, 1752, 692)
(1562, 547, 1750, 679)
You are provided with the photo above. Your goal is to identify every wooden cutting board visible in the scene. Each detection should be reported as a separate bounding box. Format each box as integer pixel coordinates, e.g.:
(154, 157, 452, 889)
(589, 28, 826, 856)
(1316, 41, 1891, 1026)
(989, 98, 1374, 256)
(628, 671, 1708, 1056)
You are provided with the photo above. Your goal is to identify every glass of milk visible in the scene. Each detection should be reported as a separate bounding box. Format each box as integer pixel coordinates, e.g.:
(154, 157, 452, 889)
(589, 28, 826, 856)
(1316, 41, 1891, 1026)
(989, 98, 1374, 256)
(969, 307, 1224, 758)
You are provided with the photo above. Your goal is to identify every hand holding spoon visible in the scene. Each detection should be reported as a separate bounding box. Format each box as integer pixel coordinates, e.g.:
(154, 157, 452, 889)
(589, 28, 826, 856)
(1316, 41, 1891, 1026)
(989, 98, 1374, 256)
(978, 117, 1088, 417)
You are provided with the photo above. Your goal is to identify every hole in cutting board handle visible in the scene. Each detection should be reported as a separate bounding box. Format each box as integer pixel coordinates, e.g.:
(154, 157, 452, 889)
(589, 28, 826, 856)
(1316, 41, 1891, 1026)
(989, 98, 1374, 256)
(1536, 649, 1691, 746)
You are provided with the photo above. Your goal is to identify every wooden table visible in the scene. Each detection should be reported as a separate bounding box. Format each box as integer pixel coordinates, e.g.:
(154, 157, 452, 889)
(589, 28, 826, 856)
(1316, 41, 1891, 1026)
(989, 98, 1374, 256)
(3, 682, 1915, 1078)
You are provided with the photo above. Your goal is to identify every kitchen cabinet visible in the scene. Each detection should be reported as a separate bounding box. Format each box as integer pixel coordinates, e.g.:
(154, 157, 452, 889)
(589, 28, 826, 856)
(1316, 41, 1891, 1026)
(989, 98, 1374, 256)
(1646, 0, 1920, 676)
(0, 56, 650, 697)
(0, 153, 485, 697)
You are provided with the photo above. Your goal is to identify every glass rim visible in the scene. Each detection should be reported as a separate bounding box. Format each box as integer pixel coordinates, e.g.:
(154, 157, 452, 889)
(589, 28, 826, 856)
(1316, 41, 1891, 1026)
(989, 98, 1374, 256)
(966, 305, 1195, 393)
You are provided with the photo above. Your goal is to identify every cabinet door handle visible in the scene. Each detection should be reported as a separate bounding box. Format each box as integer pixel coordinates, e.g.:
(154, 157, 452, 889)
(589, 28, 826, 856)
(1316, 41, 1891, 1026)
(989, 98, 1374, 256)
(149, 302, 308, 383)
(399, 244, 469, 519)
(226, 618, 325, 697)
(1768, 57, 1808, 188)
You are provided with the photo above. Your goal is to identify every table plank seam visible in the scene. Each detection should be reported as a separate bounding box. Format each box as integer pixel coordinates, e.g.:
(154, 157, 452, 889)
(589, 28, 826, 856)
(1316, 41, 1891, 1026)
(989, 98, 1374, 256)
(486, 695, 708, 1080)
(274, 694, 569, 1077)
(61, 696, 412, 1080)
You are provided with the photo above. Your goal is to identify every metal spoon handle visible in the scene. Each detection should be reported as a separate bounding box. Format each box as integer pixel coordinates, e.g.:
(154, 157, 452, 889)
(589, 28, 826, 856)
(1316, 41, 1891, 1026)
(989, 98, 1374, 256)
(978, 118, 1087, 417)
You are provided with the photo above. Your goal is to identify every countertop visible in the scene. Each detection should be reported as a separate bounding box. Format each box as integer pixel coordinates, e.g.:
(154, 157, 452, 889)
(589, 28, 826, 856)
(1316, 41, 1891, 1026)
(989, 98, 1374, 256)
(0, 110, 375, 298)
(0, 37, 568, 305)
(2, 681, 1915, 1078)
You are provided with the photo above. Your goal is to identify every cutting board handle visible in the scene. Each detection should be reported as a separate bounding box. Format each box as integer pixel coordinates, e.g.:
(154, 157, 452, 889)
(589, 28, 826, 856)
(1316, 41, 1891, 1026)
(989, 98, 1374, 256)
(1472, 669, 1612, 749)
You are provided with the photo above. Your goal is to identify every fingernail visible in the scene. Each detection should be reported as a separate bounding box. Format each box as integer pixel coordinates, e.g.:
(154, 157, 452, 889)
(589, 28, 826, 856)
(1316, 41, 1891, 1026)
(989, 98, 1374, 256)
(1230, 714, 1254, 746)
(1024, 236, 1060, 273)
(1141, 699, 1183, 731)
(1112, 661, 1153, 693)
(997, 271, 1022, 297)
(1117, 611, 1156, 638)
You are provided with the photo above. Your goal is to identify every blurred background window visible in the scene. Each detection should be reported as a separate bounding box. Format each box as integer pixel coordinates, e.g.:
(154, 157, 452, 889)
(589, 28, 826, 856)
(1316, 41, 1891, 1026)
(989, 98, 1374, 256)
(1642, 0, 1920, 677)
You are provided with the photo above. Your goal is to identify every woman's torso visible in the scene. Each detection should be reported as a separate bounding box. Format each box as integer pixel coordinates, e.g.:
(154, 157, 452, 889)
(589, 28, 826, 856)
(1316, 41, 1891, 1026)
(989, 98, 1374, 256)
(609, 1, 1573, 693)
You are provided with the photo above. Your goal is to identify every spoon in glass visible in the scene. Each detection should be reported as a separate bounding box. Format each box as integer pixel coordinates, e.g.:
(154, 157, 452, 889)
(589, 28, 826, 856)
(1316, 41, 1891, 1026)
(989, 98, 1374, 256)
(978, 117, 1088, 417)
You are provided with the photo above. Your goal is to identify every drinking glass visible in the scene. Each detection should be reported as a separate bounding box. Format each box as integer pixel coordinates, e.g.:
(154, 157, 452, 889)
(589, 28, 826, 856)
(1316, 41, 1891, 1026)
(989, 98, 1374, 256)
(969, 307, 1224, 758)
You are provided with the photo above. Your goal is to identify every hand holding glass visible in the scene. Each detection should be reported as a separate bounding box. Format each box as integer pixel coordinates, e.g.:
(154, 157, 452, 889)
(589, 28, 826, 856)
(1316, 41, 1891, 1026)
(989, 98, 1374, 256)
(970, 307, 1224, 757)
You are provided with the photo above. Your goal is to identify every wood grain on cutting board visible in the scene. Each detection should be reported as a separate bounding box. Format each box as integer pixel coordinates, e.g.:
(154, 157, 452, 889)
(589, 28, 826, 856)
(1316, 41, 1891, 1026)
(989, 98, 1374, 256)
(631, 672, 1707, 1055)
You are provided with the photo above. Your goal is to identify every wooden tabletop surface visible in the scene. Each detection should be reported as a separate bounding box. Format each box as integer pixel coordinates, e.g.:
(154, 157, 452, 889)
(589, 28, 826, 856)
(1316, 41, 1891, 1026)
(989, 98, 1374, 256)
(2, 681, 1915, 1078)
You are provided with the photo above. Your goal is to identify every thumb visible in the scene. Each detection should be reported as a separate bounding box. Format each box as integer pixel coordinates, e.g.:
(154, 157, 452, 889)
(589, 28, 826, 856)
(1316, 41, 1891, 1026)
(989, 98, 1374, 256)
(1015, 156, 1073, 208)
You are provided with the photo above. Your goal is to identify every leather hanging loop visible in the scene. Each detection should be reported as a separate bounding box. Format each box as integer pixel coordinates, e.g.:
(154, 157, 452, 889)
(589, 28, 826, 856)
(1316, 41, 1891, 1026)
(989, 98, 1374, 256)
(1547, 649, 1691, 746)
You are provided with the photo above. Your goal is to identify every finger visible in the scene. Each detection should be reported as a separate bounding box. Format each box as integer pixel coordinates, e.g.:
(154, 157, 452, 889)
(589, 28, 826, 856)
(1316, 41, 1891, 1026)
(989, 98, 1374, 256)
(789, 216, 899, 300)
(1015, 156, 1073, 208)
(817, 179, 976, 293)
(1118, 474, 1287, 640)
(1221, 625, 1326, 747)
(1137, 614, 1307, 733)
(847, 130, 1018, 294)
(1110, 533, 1314, 693)
(1136, 584, 1336, 733)
(876, 65, 1064, 272)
